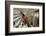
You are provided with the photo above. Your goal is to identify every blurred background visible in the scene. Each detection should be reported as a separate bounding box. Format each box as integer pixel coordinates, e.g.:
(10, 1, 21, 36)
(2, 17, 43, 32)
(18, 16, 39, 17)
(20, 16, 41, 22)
(13, 8, 39, 28)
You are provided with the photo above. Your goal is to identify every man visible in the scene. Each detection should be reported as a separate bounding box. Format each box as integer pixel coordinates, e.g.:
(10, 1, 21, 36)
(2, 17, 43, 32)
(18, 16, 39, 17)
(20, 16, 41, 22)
(20, 12, 31, 27)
